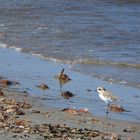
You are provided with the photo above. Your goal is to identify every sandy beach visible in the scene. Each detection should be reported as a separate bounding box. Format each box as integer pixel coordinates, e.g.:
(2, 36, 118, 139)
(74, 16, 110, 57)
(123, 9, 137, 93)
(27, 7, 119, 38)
(0, 48, 139, 140)
(0, 88, 139, 140)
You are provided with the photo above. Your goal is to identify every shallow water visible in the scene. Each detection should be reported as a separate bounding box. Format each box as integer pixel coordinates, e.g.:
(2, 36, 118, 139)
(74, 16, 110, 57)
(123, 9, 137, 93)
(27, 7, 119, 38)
(0, 0, 140, 88)
(0, 48, 140, 122)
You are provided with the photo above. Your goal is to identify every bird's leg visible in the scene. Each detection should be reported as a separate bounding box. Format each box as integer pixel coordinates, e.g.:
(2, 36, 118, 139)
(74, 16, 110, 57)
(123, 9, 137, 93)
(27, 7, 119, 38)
(108, 103, 110, 107)
(106, 103, 110, 115)
(106, 108, 109, 115)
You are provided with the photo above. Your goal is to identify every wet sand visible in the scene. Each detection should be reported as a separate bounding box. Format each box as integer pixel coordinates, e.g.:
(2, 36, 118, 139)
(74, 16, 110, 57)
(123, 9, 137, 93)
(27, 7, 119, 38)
(0, 48, 140, 139)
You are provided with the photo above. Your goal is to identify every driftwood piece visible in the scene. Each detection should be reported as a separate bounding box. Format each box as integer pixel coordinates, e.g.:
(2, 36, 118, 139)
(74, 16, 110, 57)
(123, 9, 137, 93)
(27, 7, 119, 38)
(36, 83, 49, 90)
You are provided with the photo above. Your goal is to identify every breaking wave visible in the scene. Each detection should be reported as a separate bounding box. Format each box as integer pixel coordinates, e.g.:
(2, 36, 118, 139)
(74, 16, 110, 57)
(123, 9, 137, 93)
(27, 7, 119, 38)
(0, 42, 139, 70)
(0, 43, 23, 52)
(72, 58, 140, 69)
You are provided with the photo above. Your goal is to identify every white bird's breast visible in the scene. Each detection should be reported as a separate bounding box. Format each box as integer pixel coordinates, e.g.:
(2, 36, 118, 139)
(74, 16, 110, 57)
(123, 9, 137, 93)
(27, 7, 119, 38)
(99, 94, 113, 104)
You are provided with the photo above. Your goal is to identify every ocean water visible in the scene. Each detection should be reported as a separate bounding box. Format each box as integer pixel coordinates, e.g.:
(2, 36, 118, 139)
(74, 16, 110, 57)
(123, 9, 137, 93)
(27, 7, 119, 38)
(0, 0, 140, 88)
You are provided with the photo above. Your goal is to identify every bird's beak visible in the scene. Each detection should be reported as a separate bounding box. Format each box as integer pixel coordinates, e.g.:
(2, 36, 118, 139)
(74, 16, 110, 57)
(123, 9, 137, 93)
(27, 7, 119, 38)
(95, 90, 97, 92)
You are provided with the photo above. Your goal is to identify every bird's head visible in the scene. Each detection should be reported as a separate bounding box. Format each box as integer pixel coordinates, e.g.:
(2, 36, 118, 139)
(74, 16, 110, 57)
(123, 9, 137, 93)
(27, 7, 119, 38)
(96, 87, 106, 94)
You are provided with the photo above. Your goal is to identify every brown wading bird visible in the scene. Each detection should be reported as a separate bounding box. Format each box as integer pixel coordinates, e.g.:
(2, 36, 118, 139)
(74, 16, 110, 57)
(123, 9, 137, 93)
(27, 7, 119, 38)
(55, 68, 71, 86)
(95, 87, 119, 114)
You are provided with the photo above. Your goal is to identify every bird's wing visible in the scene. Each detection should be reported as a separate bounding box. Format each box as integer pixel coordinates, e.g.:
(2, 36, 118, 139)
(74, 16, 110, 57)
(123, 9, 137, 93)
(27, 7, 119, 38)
(110, 94, 119, 100)
(103, 91, 119, 100)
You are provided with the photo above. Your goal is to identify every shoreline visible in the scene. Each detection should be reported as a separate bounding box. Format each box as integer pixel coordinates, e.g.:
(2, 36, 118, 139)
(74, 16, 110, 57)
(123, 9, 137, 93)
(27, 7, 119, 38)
(0, 48, 140, 139)
(0, 48, 140, 122)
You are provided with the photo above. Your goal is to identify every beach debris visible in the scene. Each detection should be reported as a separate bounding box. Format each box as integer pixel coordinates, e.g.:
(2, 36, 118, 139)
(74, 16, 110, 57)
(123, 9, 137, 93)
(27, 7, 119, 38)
(16, 109, 25, 115)
(134, 95, 140, 98)
(10, 126, 25, 133)
(62, 108, 77, 114)
(62, 108, 89, 115)
(36, 83, 49, 90)
(20, 102, 32, 109)
(77, 117, 95, 125)
(123, 126, 137, 133)
(0, 79, 13, 86)
(0, 121, 6, 128)
(42, 112, 51, 117)
(31, 110, 41, 113)
(14, 120, 31, 127)
(61, 91, 74, 99)
(77, 108, 89, 113)
(110, 133, 121, 140)
(0, 94, 32, 134)
(29, 124, 105, 139)
(0, 79, 19, 87)
(0, 97, 31, 110)
(92, 118, 100, 124)
(109, 104, 125, 113)
(0, 90, 4, 96)
(55, 68, 71, 85)
(86, 89, 92, 92)
(127, 137, 135, 140)
(0, 97, 31, 117)
(0, 97, 17, 105)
